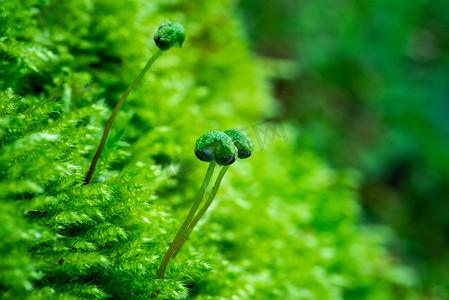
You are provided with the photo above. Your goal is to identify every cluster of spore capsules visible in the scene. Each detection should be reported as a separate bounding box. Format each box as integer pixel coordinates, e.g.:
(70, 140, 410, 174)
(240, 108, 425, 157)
(195, 129, 253, 165)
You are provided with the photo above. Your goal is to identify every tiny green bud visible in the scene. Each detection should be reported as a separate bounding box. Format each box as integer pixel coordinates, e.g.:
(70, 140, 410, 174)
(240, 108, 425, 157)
(154, 21, 186, 51)
(195, 131, 238, 165)
(224, 128, 253, 159)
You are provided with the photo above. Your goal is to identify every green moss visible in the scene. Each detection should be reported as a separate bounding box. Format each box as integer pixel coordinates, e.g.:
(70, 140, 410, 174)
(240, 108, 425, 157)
(0, 0, 419, 299)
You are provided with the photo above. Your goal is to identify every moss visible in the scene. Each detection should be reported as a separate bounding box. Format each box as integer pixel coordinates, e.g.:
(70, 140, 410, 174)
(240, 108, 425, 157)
(0, 0, 418, 299)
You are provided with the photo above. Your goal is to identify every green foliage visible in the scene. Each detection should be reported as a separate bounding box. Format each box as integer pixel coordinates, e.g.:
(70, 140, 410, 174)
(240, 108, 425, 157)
(0, 0, 423, 299)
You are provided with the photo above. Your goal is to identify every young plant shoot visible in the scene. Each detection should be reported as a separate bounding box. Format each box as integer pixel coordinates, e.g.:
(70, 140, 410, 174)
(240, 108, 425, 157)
(84, 21, 185, 184)
(151, 129, 253, 298)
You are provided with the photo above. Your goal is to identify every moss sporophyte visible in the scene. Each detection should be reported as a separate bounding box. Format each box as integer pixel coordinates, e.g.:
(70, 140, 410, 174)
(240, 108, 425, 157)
(84, 21, 186, 184)
(151, 129, 253, 298)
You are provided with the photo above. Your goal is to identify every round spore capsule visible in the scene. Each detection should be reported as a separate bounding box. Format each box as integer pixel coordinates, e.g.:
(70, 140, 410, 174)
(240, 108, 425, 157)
(154, 21, 186, 51)
(194, 131, 237, 165)
(224, 128, 253, 159)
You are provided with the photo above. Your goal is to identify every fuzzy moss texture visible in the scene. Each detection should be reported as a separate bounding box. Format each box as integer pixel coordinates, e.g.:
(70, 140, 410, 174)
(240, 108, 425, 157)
(1, 0, 418, 299)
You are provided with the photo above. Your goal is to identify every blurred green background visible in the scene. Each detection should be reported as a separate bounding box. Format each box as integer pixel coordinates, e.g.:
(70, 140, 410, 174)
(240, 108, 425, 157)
(238, 0, 449, 295)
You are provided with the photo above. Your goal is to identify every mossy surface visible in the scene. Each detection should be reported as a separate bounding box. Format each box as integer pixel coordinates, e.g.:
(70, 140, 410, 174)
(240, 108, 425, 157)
(1, 0, 419, 299)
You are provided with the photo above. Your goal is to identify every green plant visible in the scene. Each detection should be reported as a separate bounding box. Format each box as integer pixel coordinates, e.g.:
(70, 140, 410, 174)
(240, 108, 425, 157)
(84, 21, 185, 184)
(151, 129, 253, 298)
(0, 1, 423, 299)
(173, 129, 254, 258)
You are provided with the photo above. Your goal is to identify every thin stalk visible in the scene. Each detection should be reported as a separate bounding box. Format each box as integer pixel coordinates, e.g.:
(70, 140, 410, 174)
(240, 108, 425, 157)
(84, 49, 164, 184)
(171, 165, 228, 258)
(150, 161, 216, 298)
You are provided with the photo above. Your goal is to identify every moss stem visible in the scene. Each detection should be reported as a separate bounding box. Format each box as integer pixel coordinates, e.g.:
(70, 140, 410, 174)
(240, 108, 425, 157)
(84, 49, 164, 184)
(151, 161, 216, 298)
(171, 165, 228, 258)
